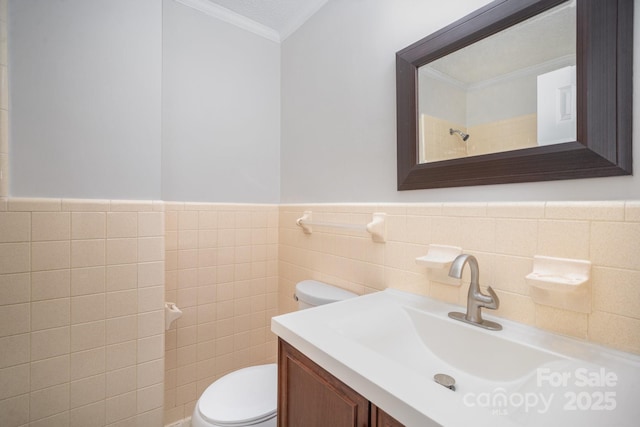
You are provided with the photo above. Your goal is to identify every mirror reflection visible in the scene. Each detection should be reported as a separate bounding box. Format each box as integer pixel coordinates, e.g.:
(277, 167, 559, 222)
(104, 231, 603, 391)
(418, 1, 576, 163)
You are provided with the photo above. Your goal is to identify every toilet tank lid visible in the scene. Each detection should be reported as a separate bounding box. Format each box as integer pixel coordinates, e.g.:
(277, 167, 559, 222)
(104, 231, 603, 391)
(295, 280, 358, 306)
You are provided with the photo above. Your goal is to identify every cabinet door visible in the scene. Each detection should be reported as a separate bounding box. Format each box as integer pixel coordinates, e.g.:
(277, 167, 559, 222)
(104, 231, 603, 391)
(371, 405, 405, 427)
(278, 339, 370, 427)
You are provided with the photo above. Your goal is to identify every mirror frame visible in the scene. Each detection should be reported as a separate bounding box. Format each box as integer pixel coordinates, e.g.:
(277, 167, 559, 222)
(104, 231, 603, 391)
(396, 0, 633, 190)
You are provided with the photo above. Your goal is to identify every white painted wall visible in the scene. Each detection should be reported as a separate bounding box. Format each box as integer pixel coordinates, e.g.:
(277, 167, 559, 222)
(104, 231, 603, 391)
(9, 0, 639, 203)
(418, 70, 467, 125)
(466, 75, 536, 127)
(9, 0, 162, 199)
(9, 0, 280, 203)
(161, 0, 281, 203)
(280, 0, 640, 202)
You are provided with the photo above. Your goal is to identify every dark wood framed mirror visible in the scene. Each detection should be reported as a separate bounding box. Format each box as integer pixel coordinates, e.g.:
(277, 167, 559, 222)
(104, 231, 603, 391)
(396, 0, 633, 190)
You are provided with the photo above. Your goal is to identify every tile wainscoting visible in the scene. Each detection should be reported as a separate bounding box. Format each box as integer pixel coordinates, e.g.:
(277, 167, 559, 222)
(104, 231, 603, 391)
(279, 202, 640, 355)
(163, 203, 279, 425)
(1, 198, 638, 427)
(0, 198, 165, 427)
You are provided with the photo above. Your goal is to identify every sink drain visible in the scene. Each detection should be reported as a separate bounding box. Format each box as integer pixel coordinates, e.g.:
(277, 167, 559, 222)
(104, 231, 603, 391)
(434, 373, 456, 391)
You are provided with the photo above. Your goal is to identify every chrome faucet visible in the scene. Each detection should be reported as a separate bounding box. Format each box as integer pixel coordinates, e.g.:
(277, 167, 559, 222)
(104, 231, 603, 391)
(447, 254, 502, 331)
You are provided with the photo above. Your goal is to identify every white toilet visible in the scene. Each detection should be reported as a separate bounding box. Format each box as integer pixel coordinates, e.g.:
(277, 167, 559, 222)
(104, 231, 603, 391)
(191, 280, 358, 427)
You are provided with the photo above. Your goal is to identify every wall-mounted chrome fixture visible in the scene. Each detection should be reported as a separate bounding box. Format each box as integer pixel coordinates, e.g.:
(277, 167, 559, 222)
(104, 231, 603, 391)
(449, 128, 470, 142)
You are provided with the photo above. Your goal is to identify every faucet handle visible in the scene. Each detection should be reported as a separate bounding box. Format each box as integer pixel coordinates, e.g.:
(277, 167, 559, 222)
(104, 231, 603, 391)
(485, 286, 500, 310)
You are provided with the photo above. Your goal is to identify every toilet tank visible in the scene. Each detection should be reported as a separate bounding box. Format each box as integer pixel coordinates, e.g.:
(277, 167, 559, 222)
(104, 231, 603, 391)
(294, 280, 358, 310)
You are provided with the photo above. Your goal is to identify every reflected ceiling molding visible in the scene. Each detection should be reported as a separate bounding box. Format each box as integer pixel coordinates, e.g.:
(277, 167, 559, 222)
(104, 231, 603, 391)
(466, 54, 576, 91)
(419, 67, 467, 91)
(174, 0, 281, 43)
(421, 54, 576, 92)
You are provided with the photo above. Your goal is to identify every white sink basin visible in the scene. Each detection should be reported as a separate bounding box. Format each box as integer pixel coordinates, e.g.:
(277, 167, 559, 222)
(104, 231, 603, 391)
(272, 289, 640, 427)
(330, 304, 563, 385)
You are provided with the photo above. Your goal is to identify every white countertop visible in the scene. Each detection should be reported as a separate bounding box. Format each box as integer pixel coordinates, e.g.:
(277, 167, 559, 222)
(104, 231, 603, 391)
(271, 289, 640, 427)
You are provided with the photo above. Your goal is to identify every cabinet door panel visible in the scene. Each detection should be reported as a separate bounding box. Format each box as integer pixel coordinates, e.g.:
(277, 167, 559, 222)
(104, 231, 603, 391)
(278, 339, 369, 427)
(371, 405, 405, 427)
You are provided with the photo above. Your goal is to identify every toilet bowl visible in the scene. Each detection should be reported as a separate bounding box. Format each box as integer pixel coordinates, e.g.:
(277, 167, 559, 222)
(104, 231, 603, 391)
(192, 280, 357, 427)
(191, 364, 277, 427)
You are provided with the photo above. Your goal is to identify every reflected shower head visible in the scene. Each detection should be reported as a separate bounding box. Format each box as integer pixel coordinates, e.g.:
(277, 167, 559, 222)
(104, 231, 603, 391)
(449, 128, 470, 142)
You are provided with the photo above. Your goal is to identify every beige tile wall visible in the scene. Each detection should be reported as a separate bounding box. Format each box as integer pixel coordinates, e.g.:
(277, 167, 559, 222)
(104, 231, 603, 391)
(420, 114, 538, 163)
(419, 115, 467, 163)
(467, 114, 537, 156)
(279, 202, 640, 355)
(0, 198, 165, 427)
(163, 203, 279, 425)
(0, 0, 8, 197)
(2, 197, 638, 427)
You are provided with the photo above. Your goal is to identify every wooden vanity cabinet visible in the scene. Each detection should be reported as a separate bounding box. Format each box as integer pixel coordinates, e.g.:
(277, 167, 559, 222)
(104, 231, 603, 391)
(370, 405, 405, 427)
(278, 339, 404, 427)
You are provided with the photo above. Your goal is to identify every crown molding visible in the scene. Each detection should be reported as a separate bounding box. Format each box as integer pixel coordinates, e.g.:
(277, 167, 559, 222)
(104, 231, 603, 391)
(279, 0, 329, 41)
(175, 0, 281, 43)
